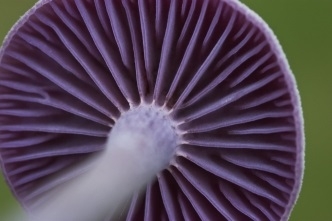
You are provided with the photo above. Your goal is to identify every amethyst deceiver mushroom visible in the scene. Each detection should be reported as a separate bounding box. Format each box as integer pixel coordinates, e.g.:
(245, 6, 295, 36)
(0, 0, 304, 220)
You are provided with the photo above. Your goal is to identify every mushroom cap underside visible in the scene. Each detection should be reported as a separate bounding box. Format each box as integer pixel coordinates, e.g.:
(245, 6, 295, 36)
(0, 0, 304, 220)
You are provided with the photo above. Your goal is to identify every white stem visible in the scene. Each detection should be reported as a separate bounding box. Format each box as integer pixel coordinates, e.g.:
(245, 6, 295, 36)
(29, 106, 177, 221)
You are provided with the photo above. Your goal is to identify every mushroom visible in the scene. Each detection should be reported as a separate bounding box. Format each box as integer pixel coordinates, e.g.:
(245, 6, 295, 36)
(0, 0, 304, 220)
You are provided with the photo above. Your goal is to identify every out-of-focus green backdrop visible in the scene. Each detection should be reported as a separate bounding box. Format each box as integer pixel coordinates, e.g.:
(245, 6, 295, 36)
(0, 1, 331, 220)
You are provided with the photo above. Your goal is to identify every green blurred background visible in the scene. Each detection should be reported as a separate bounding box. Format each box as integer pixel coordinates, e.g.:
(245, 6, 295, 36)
(0, 1, 331, 220)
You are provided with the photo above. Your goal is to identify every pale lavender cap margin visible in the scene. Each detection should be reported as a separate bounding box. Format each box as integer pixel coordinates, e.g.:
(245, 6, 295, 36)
(228, 1, 305, 220)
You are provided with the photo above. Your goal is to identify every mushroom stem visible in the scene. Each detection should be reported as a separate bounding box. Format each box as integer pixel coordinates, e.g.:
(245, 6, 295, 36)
(30, 106, 178, 221)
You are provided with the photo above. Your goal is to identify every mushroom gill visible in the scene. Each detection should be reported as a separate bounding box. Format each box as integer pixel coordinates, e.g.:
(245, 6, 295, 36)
(0, 0, 304, 220)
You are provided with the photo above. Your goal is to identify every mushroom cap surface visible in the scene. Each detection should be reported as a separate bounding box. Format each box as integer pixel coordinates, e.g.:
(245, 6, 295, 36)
(0, 0, 304, 220)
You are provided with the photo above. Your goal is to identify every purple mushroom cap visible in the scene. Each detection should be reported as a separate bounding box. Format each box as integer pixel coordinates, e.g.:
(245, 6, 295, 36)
(0, 0, 304, 220)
